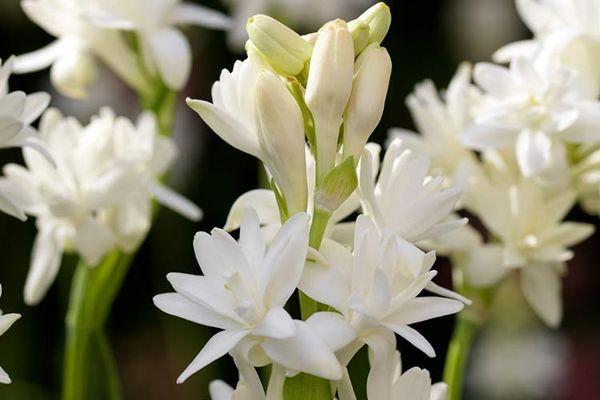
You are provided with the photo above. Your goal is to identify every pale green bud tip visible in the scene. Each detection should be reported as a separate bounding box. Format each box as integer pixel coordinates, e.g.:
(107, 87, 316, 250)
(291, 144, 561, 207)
(358, 2, 391, 44)
(348, 20, 370, 55)
(246, 14, 313, 76)
(315, 157, 358, 212)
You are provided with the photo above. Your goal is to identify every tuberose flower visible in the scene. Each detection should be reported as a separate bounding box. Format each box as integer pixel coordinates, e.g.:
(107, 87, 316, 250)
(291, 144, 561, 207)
(0, 285, 21, 384)
(154, 210, 345, 383)
(359, 138, 466, 244)
(1, 107, 201, 305)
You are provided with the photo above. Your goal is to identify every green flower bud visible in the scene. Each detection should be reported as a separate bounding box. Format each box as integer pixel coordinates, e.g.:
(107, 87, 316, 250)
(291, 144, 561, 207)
(356, 2, 391, 45)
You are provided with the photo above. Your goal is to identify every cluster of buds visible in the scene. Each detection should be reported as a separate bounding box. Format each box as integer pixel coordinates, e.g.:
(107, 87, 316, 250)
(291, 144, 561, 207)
(189, 3, 392, 223)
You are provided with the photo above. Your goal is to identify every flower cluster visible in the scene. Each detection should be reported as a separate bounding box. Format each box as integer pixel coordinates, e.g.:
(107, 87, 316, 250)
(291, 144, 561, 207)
(15, 0, 230, 97)
(1, 107, 201, 305)
(391, 0, 598, 328)
(157, 3, 467, 398)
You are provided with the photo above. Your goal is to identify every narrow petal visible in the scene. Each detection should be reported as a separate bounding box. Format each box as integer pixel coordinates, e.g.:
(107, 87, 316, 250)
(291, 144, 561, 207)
(252, 307, 295, 339)
(462, 244, 509, 287)
(305, 312, 356, 351)
(521, 266, 562, 328)
(0, 313, 20, 336)
(0, 365, 11, 384)
(383, 323, 436, 357)
(153, 293, 240, 330)
(384, 297, 463, 326)
(24, 228, 63, 305)
(223, 189, 279, 231)
(177, 329, 250, 384)
(516, 130, 552, 177)
(148, 182, 202, 221)
(208, 380, 234, 400)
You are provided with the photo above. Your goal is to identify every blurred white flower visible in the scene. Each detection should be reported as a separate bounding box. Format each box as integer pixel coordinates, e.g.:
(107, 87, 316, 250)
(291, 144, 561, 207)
(16, 0, 150, 98)
(300, 215, 464, 359)
(364, 338, 447, 400)
(1, 107, 200, 305)
(571, 144, 600, 216)
(0, 284, 21, 384)
(390, 63, 481, 187)
(85, 0, 231, 90)
(154, 210, 345, 383)
(462, 173, 594, 327)
(359, 138, 467, 244)
(0, 57, 51, 220)
(463, 58, 600, 177)
(494, 0, 600, 89)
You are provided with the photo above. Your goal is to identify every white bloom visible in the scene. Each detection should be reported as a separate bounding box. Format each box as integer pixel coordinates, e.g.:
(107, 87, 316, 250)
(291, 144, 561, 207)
(16, 0, 149, 98)
(86, 0, 231, 89)
(300, 215, 464, 359)
(0, 57, 51, 220)
(463, 173, 594, 327)
(305, 19, 354, 181)
(187, 59, 308, 214)
(363, 337, 447, 400)
(571, 144, 600, 216)
(1, 108, 200, 305)
(390, 63, 481, 186)
(154, 211, 345, 383)
(463, 58, 600, 177)
(494, 0, 600, 88)
(359, 138, 466, 244)
(0, 285, 21, 384)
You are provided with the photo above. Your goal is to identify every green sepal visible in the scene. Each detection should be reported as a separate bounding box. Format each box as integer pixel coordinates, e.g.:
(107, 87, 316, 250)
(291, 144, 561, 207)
(315, 156, 358, 212)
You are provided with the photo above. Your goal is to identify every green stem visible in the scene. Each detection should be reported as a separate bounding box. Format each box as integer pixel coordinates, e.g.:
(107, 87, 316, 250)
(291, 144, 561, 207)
(62, 81, 177, 399)
(283, 208, 332, 400)
(442, 316, 480, 400)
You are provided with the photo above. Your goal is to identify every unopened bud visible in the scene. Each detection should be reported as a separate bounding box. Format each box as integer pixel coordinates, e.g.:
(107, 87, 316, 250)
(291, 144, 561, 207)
(343, 44, 392, 162)
(355, 2, 391, 45)
(50, 50, 97, 99)
(347, 20, 370, 55)
(305, 20, 354, 183)
(246, 14, 313, 76)
(255, 71, 308, 214)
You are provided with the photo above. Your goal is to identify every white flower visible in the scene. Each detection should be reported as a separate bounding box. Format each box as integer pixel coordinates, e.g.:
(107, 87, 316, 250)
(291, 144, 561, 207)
(154, 210, 345, 383)
(0, 284, 21, 384)
(462, 58, 600, 177)
(85, 0, 231, 89)
(15, 0, 149, 98)
(300, 215, 465, 359)
(187, 59, 309, 215)
(390, 63, 481, 186)
(462, 173, 594, 327)
(571, 144, 600, 216)
(363, 336, 447, 400)
(1, 107, 200, 305)
(493, 0, 600, 89)
(0, 57, 51, 220)
(359, 138, 466, 244)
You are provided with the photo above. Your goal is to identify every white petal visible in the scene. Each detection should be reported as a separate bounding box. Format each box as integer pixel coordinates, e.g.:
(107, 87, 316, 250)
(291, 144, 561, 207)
(0, 115, 24, 146)
(260, 213, 310, 308)
(186, 98, 262, 158)
(74, 217, 116, 266)
(0, 185, 26, 221)
(148, 182, 202, 221)
(208, 380, 234, 400)
(170, 2, 231, 29)
(430, 383, 448, 400)
(0, 365, 11, 384)
(392, 367, 432, 400)
(425, 282, 472, 305)
(262, 320, 343, 380)
(253, 307, 295, 339)
(177, 329, 250, 384)
(0, 313, 20, 336)
(24, 228, 63, 305)
(383, 324, 436, 358)
(13, 40, 64, 73)
(462, 244, 509, 287)
(21, 92, 51, 124)
(516, 130, 552, 177)
(521, 266, 562, 328)
(384, 297, 463, 326)
(144, 28, 191, 90)
(305, 312, 356, 351)
(461, 123, 515, 150)
(153, 293, 240, 330)
(562, 101, 600, 142)
(224, 189, 279, 231)
(473, 63, 513, 96)
(193, 229, 248, 278)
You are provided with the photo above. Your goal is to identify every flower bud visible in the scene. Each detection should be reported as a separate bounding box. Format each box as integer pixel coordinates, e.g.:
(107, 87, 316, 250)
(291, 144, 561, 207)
(347, 19, 370, 55)
(343, 44, 392, 162)
(305, 20, 354, 183)
(246, 14, 313, 76)
(255, 71, 308, 214)
(355, 2, 391, 45)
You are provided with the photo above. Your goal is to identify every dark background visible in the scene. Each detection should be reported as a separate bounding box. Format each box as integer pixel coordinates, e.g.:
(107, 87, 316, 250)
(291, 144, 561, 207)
(0, 0, 598, 399)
